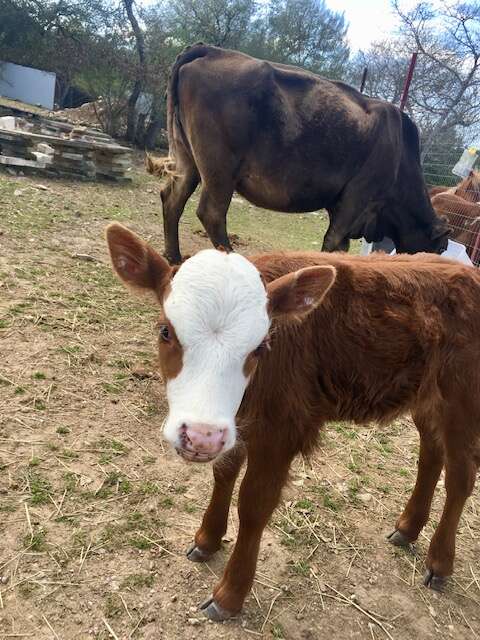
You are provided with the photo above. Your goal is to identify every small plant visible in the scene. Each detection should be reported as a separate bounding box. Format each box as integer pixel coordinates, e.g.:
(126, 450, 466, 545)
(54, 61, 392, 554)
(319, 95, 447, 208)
(271, 623, 285, 638)
(104, 593, 123, 618)
(295, 498, 314, 512)
(138, 481, 160, 496)
(290, 560, 310, 576)
(129, 535, 153, 550)
(29, 456, 41, 467)
(32, 371, 46, 380)
(56, 426, 70, 435)
(34, 398, 46, 410)
(61, 449, 79, 460)
(25, 528, 47, 551)
(121, 573, 155, 589)
(29, 472, 51, 505)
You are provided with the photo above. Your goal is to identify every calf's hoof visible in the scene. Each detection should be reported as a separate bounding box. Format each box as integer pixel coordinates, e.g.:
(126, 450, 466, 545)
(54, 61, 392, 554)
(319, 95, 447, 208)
(386, 529, 412, 547)
(423, 569, 448, 592)
(200, 597, 237, 621)
(186, 544, 214, 563)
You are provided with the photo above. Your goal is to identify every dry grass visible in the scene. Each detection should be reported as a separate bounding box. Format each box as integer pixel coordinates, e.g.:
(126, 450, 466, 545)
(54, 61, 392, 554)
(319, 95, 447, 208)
(0, 161, 478, 639)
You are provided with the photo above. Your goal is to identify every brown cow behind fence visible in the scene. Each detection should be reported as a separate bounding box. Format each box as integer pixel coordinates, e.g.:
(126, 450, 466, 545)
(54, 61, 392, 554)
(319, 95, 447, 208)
(107, 223, 480, 622)
(430, 172, 480, 263)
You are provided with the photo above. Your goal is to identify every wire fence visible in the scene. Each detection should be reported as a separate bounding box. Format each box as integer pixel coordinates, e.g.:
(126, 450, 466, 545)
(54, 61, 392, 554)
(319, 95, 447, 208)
(422, 144, 480, 266)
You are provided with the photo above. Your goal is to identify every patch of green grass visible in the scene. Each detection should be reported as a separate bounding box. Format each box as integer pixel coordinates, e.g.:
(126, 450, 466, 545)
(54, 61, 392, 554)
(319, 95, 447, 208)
(333, 423, 358, 440)
(63, 472, 78, 492)
(60, 449, 79, 460)
(28, 456, 41, 467)
(295, 498, 314, 512)
(183, 503, 197, 514)
(33, 398, 46, 411)
(59, 344, 82, 355)
(29, 472, 51, 505)
(129, 535, 153, 550)
(399, 468, 409, 477)
(0, 318, 10, 329)
(121, 573, 154, 590)
(24, 528, 48, 551)
(32, 371, 46, 380)
(14, 386, 26, 395)
(290, 560, 310, 576)
(138, 481, 160, 496)
(104, 593, 124, 618)
(271, 623, 285, 639)
(142, 455, 156, 465)
(96, 471, 132, 498)
(56, 426, 70, 435)
(171, 484, 187, 494)
(312, 485, 341, 512)
(377, 484, 391, 495)
(102, 382, 124, 394)
(0, 502, 17, 513)
(159, 496, 174, 508)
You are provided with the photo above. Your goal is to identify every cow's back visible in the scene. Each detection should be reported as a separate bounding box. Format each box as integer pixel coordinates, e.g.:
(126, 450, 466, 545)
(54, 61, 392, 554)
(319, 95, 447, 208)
(175, 46, 395, 211)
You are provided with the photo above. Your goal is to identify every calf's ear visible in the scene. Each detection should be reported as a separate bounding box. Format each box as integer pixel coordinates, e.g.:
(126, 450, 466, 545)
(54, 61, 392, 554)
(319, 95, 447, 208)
(105, 223, 172, 300)
(267, 265, 336, 321)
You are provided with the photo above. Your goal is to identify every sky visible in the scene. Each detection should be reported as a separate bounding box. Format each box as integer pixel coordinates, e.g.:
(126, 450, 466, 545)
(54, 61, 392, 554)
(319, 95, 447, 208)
(325, 0, 411, 51)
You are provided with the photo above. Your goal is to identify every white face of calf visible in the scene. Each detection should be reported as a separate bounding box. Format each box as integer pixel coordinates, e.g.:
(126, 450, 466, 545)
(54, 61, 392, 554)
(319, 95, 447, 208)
(162, 250, 269, 459)
(106, 224, 336, 463)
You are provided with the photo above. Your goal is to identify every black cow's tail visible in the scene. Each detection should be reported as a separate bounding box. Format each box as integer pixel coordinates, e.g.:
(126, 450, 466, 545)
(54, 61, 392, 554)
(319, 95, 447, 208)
(145, 44, 211, 180)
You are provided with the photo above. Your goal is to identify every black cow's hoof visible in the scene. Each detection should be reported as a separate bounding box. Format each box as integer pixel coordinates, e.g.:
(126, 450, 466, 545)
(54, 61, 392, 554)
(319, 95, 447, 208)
(386, 529, 411, 547)
(186, 543, 213, 563)
(200, 597, 237, 621)
(423, 569, 448, 592)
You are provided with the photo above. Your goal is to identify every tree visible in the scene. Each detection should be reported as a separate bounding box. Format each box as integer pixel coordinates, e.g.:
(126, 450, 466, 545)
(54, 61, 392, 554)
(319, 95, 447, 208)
(165, 0, 257, 48)
(393, 0, 480, 157)
(264, 0, 349, 77)
(123, 0, 146, 144)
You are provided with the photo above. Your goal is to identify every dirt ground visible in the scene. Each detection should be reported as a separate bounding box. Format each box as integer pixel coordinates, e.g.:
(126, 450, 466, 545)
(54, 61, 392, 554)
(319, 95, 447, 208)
(0, 160, 479, 640)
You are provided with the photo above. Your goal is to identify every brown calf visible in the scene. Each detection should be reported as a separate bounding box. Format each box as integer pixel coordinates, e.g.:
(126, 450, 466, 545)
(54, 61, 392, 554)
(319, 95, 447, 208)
(431, 192, 480, 263)
(107, 224, 480, 621)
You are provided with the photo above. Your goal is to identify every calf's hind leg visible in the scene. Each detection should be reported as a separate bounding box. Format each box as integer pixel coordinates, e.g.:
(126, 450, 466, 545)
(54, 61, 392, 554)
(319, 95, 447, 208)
(423, 418, 478, 591)
(388, 412, 444, 547)
(187, 446, 246, 562)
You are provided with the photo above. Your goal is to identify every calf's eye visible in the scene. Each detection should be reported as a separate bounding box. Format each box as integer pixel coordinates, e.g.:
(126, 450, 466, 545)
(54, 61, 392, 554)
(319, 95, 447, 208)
(159, 324, 171, 342)
(253, 336, 271, 357)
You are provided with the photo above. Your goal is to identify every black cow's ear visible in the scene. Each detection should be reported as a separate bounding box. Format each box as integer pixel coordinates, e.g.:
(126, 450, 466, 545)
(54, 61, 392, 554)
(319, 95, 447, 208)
(267, 266, 336, 321)
(106, 223, 172, 301)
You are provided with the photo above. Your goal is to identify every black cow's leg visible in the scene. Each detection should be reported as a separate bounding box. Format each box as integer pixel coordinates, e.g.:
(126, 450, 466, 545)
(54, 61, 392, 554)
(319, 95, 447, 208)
(161, 167, 199, 264)
(196, 178, 234, 252)
(322, 220, 350, 252)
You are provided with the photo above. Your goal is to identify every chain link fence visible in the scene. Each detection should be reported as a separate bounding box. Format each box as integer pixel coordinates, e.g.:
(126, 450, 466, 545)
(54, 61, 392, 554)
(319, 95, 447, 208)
(422, 144, 480, 266)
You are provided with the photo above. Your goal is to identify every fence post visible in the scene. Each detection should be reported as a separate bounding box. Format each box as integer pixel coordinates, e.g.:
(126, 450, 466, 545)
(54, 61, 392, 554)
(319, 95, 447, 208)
(359, 67, 368, 94)
(399, 52, 418, 112)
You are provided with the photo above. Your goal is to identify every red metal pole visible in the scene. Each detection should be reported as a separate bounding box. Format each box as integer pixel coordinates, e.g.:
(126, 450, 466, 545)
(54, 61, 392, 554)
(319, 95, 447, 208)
(399, 52, 418, 112)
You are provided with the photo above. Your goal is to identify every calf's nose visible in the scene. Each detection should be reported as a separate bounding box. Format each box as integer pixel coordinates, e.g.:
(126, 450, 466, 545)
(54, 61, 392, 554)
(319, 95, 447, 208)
(180, 423, 227, 456)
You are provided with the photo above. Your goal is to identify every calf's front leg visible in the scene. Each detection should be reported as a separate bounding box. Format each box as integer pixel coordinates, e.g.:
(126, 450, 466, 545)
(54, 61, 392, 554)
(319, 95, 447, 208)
(200, 444, 295, 621)
(187, 446, 246, 562)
